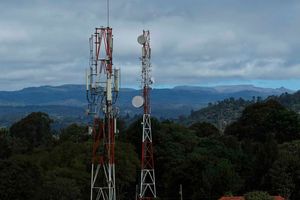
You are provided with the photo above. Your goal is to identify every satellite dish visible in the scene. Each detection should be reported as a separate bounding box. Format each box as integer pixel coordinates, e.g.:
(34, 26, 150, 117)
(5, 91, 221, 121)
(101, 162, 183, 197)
(137, 35, 146, 45)
(132, 96, 144, 108)
(150, 77, 155, 84)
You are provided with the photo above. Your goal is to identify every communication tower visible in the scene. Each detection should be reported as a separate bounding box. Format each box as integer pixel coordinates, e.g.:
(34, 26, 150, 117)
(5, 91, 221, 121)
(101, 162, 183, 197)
(132, 30, 157, 200)
(86, 2, 119, 199)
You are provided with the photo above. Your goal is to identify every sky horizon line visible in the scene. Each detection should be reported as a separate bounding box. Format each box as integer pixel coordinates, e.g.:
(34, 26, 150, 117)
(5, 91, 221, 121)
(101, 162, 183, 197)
(0, 82, 297, 92)
(1, 1, 300, 91)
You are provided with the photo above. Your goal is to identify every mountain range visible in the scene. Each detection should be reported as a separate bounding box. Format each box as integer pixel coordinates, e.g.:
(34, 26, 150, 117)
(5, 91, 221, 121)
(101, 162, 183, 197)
(0, 84, 294, 127)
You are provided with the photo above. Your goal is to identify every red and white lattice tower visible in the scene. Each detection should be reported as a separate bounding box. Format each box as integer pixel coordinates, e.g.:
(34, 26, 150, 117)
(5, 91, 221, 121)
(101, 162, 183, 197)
(86, 26, 119, 200)
(137, 30, 157, 200)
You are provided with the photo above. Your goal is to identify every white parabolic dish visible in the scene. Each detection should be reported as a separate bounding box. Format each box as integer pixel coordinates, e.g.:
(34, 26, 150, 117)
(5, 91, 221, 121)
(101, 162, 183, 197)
(132, 96, 144, 108)
(137, 35, 146, 45)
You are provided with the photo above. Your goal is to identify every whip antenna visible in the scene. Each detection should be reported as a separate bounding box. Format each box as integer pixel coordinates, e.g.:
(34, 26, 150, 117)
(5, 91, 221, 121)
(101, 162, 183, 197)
(107, 0, 110, 27)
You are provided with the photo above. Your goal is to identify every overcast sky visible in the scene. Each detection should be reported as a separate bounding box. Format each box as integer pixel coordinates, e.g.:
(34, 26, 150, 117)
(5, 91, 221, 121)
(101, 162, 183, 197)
(0, 0, 300, 90)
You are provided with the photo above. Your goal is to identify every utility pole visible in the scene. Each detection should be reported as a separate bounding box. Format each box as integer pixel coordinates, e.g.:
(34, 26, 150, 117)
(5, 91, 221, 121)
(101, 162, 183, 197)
(179, 184, 183, 200)
(135, 184, 139, 200)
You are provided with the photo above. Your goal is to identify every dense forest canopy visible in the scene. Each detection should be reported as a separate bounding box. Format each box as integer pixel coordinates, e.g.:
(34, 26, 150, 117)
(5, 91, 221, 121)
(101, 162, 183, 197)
(187, 90, 300, 131)
(0, 98, 300, 200)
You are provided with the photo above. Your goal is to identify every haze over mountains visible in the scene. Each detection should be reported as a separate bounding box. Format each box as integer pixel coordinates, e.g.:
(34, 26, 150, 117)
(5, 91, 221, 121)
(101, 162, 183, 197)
(0, 84, 294, 127)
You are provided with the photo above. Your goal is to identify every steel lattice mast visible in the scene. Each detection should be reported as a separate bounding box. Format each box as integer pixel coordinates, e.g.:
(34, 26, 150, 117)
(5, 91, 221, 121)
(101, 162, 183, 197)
(138, 30, 157, 200)
(86, 26, 119, 200)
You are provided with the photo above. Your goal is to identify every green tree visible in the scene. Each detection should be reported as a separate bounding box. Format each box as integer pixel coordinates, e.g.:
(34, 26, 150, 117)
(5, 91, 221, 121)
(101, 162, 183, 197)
(10, 112, 53, 149)
(201, 159, 242, 200)
(269, 159, 295, 199)
(0, 131, 11, 159)
(225, 100, 300, 143)
(244, 191, 272, 200)
(239, 137, 278, 192)
(189, 122, 220, 137)
(40, 175, 81, 200)
(154, 120, 244, 200)
(269, 140, 300, 200)
(115, 141, 139, 200)
(152, 121, 199, 199)
(0, 160, 42, 200)
(59, 123, 88, 143)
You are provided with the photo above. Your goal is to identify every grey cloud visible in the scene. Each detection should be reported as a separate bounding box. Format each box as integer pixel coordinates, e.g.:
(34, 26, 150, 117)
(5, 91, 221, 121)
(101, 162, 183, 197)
(0, 0, 300, 90)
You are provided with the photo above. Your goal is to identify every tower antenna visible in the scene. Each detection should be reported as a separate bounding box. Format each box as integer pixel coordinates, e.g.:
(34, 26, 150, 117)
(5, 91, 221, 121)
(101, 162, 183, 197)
(107, 0, 109, 27)
(133, 30, 157, 200)
(86, 1, 119, 199)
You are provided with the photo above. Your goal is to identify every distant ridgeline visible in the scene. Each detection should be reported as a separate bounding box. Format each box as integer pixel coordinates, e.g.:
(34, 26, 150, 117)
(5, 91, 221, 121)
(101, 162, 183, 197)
(0, 84, 297, 128)
(0, 105, 86, 129)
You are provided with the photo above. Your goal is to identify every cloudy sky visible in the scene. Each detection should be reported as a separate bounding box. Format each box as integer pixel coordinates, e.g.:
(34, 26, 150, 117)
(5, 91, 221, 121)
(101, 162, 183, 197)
(0, 0, 300, 90)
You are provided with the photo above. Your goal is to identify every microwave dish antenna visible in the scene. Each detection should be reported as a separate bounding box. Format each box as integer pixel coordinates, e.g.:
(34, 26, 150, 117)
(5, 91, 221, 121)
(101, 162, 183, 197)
(132, 96, 144, 108)
(137, 35, 146, 45)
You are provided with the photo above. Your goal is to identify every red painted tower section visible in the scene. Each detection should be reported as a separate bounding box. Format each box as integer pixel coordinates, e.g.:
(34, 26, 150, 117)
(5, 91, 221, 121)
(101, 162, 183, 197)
(87, 27, 119, 200)
(138, 30, 157, 200)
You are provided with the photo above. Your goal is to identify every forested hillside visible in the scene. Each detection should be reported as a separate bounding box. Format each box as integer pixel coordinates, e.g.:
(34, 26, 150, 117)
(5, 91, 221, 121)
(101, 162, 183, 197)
(187, 90, 300, 131)
(188, 97, 253, 130)
(268, 91, 300, 113)
(0, 99, 300, 200)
